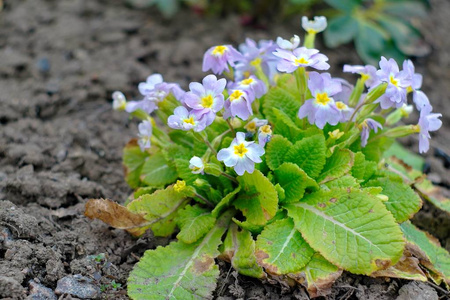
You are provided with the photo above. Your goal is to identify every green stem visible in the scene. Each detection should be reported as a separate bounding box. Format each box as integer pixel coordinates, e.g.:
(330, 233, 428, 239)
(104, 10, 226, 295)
(226, 119, 236, 136)
(220, 171, 239, 184)
(304, 32, 316, 49)
(348, 78, 366, 107)
(194, 192, 214, 208)
(295, 67, 307, 105)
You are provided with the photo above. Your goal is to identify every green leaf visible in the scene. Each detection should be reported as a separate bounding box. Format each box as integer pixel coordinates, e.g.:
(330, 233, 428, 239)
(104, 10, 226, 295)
(222, 224, 265, 278)
(123, 139, 149, 188)
(255, 218, 315, 275)
(324, 14, 358, 48)
(324, 0, 362, 12)
(234, 170, 278, 226)
(127, 185, 188, 237)
(362, 136, 394, 162)
(382, 1, 428, 18)
(285, 135, 327, 179)
(355, 20, 388, 65)
(176, 205, 216, 244)
(414, 179, 450, 214)
(384, 142, 425, 171)
(290, 253, 342, 298)
(211, 186, 241, 218)
(271, 108, 302, 141)
(286, 188, 405, 274)
(265, 135, 293, 170)
(262, 87, 300, 122)
(323, 175, 360, 189)
(364, 177, 422, 223)
(351, 152, 366, 180)
(128, 209, 234, 299)
(318, 149, 354, 183)
(141, 151, 178, 187)
(274, 162, 319, 204)
(401, 221, 450, 283)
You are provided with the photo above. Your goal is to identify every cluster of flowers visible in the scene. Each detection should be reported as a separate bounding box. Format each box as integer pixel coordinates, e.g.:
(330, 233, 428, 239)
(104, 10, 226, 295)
(113, 16, 442, 176)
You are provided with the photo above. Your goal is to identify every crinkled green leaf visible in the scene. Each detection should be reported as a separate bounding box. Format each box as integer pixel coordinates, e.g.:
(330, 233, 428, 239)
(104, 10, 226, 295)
(211, 186, 241, 218)
(123, 139, 149, 188)
(127, 185, 188, 237)
(140, 151, 178, 187)
(365, 177, 422, 222)
(176, 205, 216, 244)
(401, 221, 450, 284)
(262, 86, 299, 121)
(274, 162, 318, 204)
(290, 253, 342, 298)
(255, 218, 315, 275)
(323, 175, 360, 189)
(128, 210, 234, 300)
(285, 135, 326, 179)
(362, 135, 394, 162)
(351, 152, 366, 180)
(234, 170, 278, 226)
(266, 135, 293, 170)
(286, 188, 405, 274)
(271, 108, 302, 141)
(318, 149, 354, 183)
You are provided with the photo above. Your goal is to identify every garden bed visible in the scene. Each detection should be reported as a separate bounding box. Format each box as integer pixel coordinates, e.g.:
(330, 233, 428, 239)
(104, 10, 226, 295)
(0, 0, 449, 298)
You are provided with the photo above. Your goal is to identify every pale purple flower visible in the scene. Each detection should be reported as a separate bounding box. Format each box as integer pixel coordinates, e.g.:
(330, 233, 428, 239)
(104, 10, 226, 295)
(276, 35, 300, 50)
(376, 57, 411, 109)
(189, 156, 205, 174)
(138, 74, 183, 103)
(302, 16, 327, 34)
(125, 99, 157, 115)
(258, 125, 272, 147)
(418, 105, 442, 153)
(168, 106, 206, 132)
(223, 89, 255, 121)
(360, 118, 382, 147)
(413, 90, 431, 112)
(217, 132, 265, 176)
(273, 47, 329, 73)
(202, 45, 242, 75)
(137, 120, 152, 151)
(184, 75, 226, 126)
(112, 91, 127, 111)
(234, 76, 267, 98)
(403, 60, 422, 90)
(343, 64, 380, 88)
(234, 38, 278, 82)
(298, 72, 342, 129)
(332, 78, 355, 122)
(244, 117, 268, 134)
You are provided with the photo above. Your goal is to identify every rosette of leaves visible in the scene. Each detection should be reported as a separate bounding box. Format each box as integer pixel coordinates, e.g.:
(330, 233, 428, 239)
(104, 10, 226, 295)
(323, 0, 431, 64)
(85, 74, 449, 298)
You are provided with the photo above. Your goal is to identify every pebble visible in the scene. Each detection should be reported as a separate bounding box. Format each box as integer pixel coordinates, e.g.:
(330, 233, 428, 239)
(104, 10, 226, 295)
(27, 280, 57, 300)
(55, 275, 100, 299)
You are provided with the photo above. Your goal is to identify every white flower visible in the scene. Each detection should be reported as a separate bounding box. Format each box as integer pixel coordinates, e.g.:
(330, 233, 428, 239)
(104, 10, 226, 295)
(189, 156, 205, 174)
(137, 120, 152, 151)
(276, 35, 300, 50)
(302, 16, 327, 34)
(112, 91, 127, 111)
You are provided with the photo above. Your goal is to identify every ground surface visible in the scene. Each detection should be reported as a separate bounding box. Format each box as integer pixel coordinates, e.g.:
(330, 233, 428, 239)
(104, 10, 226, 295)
(0, 0, 449, 299)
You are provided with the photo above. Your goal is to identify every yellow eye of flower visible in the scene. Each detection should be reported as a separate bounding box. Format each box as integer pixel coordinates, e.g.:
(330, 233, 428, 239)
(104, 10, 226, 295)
(260, 125, 272, 134)
(174, 180, 186, 192)
(234, 143, 248, 157)
(241, 78, 254, 85)
(229, 90, 243, 102)
(389, 75, 399, 87)
(328, 129, 344, 139)
(245, 122, 257, 132)
(316, 92, 331, 105)
(184, 117, 195, 125)
(201, 95, 214, 108)
(361, 73, 370, 81)
(295, 57, 309, 65)
(212, 45, 227, 56)
(336, 102, 347, 110)
(250, 57, 262, 67)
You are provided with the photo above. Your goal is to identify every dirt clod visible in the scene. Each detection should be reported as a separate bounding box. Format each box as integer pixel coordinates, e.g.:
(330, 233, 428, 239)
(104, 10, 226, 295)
(55, 275, 101, 299)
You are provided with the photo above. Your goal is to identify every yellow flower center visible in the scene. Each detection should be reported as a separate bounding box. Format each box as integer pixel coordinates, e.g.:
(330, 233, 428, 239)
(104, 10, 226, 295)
(234, 143, 248, 157)
(212, 45, 227, 56)
(294, 57, 309, 65)
(192, 166, 201, 172)
(229, 90, 243, 102)
(389, 75, 399, 87)
(201, 95, 214, 108)
(250, 57, 262, 67)
(335, 101, 347, 110)
(243, 71, 251, 79)
(328, 129, 344, 139)
(245, 122, 257, 133)
(183, 117, 195, 125)
(174, 180, 186, 192)
(361, 73, 370, 81)
(260, 125, 272, 134)
(241, 78, 254, 86)
(407, 86, 413, 93)
(315, 92, 331, 105)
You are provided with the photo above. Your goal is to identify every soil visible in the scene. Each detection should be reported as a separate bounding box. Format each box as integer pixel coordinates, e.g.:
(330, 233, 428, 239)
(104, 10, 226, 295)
(0, 0, 449, 299)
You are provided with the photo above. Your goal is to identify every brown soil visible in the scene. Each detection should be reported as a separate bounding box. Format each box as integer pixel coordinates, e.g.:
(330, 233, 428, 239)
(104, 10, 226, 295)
(0, 0, 449, 299)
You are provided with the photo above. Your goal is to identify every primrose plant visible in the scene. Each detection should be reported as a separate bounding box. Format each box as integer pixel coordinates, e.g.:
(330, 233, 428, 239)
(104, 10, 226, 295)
(85, 16, 450, 299)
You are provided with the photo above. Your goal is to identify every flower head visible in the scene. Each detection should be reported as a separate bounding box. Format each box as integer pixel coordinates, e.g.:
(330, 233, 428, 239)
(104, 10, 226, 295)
(418, 105, 442, 153)
(217, 132, 264, 176)
(343, 64, 380, 89)
(273, 47, 329, 73)
(298, 72, 342, 128)
(413, 90, 431, 112)
(235, 76, 267, 98)
(403, 60, 422, 91)
(223, 89, 255, 121)
(359, 118, 382, 147)
(168, 106, 206, 132)
(138, 74, 183, 102)
(184, 75, 226, 126)
(244, 117, 268, 134)
(258, 125, 272, 147)
(137, 120, 152, 151)
(112, 91, 127, 111)
(276, 35, 300, 50)
(202, 45, 242, 75)
(302, 16, 327, 34)
(376, 57, 411, 109)
(189, 156, 205, 174)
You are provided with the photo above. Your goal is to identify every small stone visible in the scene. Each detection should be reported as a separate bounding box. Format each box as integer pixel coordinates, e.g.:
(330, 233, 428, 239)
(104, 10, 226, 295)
(27, 280, 57, 300)
(396, 281, 438, 300)
(55, 275, 100, 299)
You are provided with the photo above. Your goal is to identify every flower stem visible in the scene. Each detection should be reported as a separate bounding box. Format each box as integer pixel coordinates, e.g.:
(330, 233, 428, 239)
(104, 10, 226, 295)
(304, 32, 316, 49)
(295, 67, 307, 105)
(194, 192, 214, 208)
(226, 119, 236, 135)
(221, 171, 239, 184)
